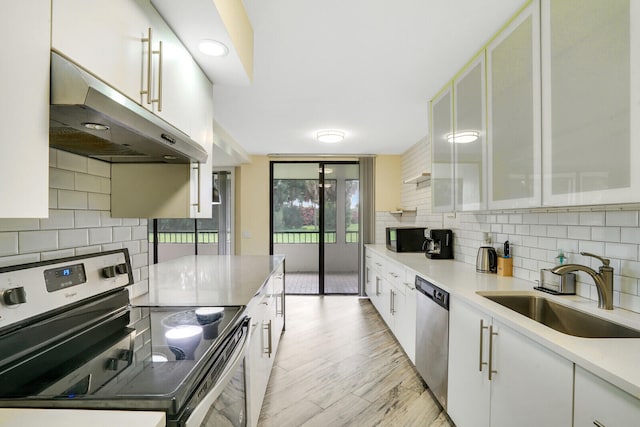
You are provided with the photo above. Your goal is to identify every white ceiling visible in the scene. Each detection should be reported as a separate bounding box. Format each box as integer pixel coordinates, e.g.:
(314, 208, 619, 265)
(209, 0, 526, 156)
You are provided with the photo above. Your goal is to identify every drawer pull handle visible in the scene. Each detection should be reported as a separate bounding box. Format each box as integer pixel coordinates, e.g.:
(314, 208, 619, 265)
(479, 319, 488, 372)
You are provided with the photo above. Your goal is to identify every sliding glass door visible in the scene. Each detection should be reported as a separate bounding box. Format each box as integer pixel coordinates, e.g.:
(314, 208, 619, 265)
(271, 161, 359, 295)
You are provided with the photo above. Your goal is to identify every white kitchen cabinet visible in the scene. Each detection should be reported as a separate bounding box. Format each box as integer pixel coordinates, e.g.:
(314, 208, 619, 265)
(0, 1, 50, 218)
(246, 295, 268, 427)
(574, 365, 640, 427)
(395, 270, 417, 363)
(454, 53, 487, 211)
(430, 84, 455, 212)
(541, 0, 640, 206)
(246, 266, 285, 427)
(487, 0, 541, 209)
(52, 0, 200, 138)
(448, 298, 573, 427)
(365, 249, 417, 362)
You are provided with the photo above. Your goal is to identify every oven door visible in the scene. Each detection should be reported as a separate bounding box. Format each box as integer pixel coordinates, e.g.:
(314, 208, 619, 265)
(183, 317, 251, 427)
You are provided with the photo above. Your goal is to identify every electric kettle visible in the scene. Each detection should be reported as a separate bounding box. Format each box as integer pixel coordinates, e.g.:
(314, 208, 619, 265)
(476, 246, 497, 273)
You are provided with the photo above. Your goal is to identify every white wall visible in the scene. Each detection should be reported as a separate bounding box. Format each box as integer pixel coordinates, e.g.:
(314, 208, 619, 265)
(376, 138, 640, 314)
(0, 149, 149, 299)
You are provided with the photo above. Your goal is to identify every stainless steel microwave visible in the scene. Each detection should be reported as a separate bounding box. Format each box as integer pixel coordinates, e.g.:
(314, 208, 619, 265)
(386, 227, 427, 252)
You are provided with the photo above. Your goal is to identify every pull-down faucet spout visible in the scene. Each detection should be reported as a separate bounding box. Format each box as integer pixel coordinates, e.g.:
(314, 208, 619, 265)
(549, 252, 614, 310)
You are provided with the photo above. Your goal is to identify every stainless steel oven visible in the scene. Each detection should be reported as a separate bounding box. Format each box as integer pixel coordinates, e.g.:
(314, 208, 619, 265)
(0, 249, 249, 427)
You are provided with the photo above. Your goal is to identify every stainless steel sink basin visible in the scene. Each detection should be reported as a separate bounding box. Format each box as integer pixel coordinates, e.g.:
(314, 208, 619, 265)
(478, 293, 640, 338)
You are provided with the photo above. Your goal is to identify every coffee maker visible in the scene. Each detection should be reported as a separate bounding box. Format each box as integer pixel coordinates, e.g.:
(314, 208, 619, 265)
(423, 229, 454, 259)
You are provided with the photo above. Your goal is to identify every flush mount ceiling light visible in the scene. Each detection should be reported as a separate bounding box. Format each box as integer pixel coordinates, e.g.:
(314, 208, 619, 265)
(82, 122, 109, 131)
(198, 39, 229, 57)
(316, 130, 345, 143)
(447, 131, 479, 144)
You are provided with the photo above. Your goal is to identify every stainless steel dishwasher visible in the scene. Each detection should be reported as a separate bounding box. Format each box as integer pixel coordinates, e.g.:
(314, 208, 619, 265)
(415, 275, 450, 409)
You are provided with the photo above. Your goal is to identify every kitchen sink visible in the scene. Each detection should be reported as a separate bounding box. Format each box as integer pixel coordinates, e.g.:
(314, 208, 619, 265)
(477, 292, 640, 338)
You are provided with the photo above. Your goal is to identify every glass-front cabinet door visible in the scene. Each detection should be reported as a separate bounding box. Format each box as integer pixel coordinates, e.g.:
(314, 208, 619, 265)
(541, 0, 639, 206)
(431, 85, 455, 212)
(487, 0, 541, 209)
(454, 53, 486, 211)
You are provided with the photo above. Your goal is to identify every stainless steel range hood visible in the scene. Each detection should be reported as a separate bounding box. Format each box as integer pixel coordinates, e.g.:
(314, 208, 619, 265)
(49, 52, 207, 164)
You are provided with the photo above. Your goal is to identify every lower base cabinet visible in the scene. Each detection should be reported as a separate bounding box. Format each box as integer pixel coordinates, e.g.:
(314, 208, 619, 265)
(246, 267, 285, 427)
(447, 298, 573, 427)
(365, 249, 417, 362)
(574, 366, 640, 427)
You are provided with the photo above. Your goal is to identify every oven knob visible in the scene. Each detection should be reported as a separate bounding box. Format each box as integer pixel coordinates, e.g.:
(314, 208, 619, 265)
(102, 266, 117, 278)
(2, 286, 26, 306)
(105, 358, 119, 371)
(116, 263, 129, 275)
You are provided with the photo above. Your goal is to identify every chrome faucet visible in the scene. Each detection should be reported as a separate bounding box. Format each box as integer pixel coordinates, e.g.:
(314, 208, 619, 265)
(550, 252, 614, 310)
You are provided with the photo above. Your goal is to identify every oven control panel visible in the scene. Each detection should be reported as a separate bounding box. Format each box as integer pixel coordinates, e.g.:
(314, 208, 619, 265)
(0, 249, 133, 331)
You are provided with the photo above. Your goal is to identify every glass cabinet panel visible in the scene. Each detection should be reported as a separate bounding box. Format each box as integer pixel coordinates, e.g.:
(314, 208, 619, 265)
(487, 1, 541, 209)
(542, 0, 638, 206)
(431, 85, 455, 212)
(454, 54, 486, 211)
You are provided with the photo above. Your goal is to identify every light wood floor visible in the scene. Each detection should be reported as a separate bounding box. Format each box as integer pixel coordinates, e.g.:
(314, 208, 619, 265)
(257, 296, 454, 427)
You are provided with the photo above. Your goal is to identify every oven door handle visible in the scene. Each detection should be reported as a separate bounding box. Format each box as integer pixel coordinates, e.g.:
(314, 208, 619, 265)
(185, 317, 251, 427)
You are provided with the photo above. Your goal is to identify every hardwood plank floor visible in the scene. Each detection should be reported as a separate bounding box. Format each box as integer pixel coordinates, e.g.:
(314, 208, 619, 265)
(257, 296, 454, 427)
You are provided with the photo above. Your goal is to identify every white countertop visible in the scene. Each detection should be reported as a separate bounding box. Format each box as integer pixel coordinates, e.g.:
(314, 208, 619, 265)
(367, 244, 640, 399)
(133, 255, 285, 307)
(0, 409, 164, 427)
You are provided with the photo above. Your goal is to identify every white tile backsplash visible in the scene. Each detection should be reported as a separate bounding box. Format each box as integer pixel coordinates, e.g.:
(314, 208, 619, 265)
(380, 138, 640, 314)
(0, 150, 149, 297)
(0, 233, 18, 257)
(75, 210, 102, 228)
(58, 190, 88, 210)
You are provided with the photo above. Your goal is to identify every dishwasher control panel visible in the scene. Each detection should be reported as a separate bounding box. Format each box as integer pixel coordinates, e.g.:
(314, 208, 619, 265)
(415, 275, 449, 310)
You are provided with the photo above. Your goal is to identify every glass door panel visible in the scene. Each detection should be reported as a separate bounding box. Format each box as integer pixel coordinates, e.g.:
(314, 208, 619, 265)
(323, 163, 359, 294)
(272, 163, 320, 294)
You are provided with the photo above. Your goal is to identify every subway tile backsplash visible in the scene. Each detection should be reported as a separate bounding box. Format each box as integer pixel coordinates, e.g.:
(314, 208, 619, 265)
(0, 149, 149, 299)
(377, 139, 640, 314)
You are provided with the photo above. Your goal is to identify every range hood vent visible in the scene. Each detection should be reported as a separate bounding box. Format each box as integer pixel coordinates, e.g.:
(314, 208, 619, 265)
(49, 52, 207, 164)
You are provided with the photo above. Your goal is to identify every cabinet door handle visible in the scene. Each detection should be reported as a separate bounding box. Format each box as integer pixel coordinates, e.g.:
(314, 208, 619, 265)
(390, 290, 395, 314)
(488, 324, 498, 380)
(263, 320, 273, 357)
(152, 40, 163, 111)
(191, 162, 201, 213)
(593, 421, 605, 427)
(479, 319, 488, 372)
(141, 28, 153, 104)
(375, 278, 380, 296)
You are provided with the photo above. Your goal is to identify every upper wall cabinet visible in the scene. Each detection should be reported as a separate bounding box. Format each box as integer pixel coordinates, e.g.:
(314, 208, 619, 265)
(0, 1, 50, 218)
(541, 0, 639, 206)
(51, 0, 207, 144)
(487, 1, 541, 210)
(454, 54, 487, 211)
(431, 85, 455, 212)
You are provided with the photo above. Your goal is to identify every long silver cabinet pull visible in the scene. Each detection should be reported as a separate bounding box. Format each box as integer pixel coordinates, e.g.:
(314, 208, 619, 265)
(593, 421, 605, 427)
(141, 28, 153, 104)
(191, 162, 201, 213)
(375, 278, 380, 296)
(488, 324, 498, 380)
(390, 290, 395, 314)
(479, 319, 488, 372)
(263, 320, 273, 357)
(151, 40, 163, 111)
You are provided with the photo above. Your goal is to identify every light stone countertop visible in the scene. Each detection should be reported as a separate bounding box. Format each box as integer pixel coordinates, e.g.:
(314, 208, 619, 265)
(133, 255, 286, 307)
(366, 244, 640, 400)
(0, 409, 164, 427)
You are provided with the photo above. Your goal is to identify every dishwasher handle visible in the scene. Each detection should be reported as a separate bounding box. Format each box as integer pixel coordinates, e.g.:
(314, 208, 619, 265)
(415, 276, 449, 310)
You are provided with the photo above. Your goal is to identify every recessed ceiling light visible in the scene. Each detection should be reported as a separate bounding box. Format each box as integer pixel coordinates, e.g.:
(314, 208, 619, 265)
(447, 131, 479, 144)
(82, 122, 109, 131)
(198, 39, 229, 57)
(316, 130, 345, 143)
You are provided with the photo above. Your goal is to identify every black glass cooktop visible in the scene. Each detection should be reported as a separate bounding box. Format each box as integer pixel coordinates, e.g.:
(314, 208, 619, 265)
(0, 302, 245, 414)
